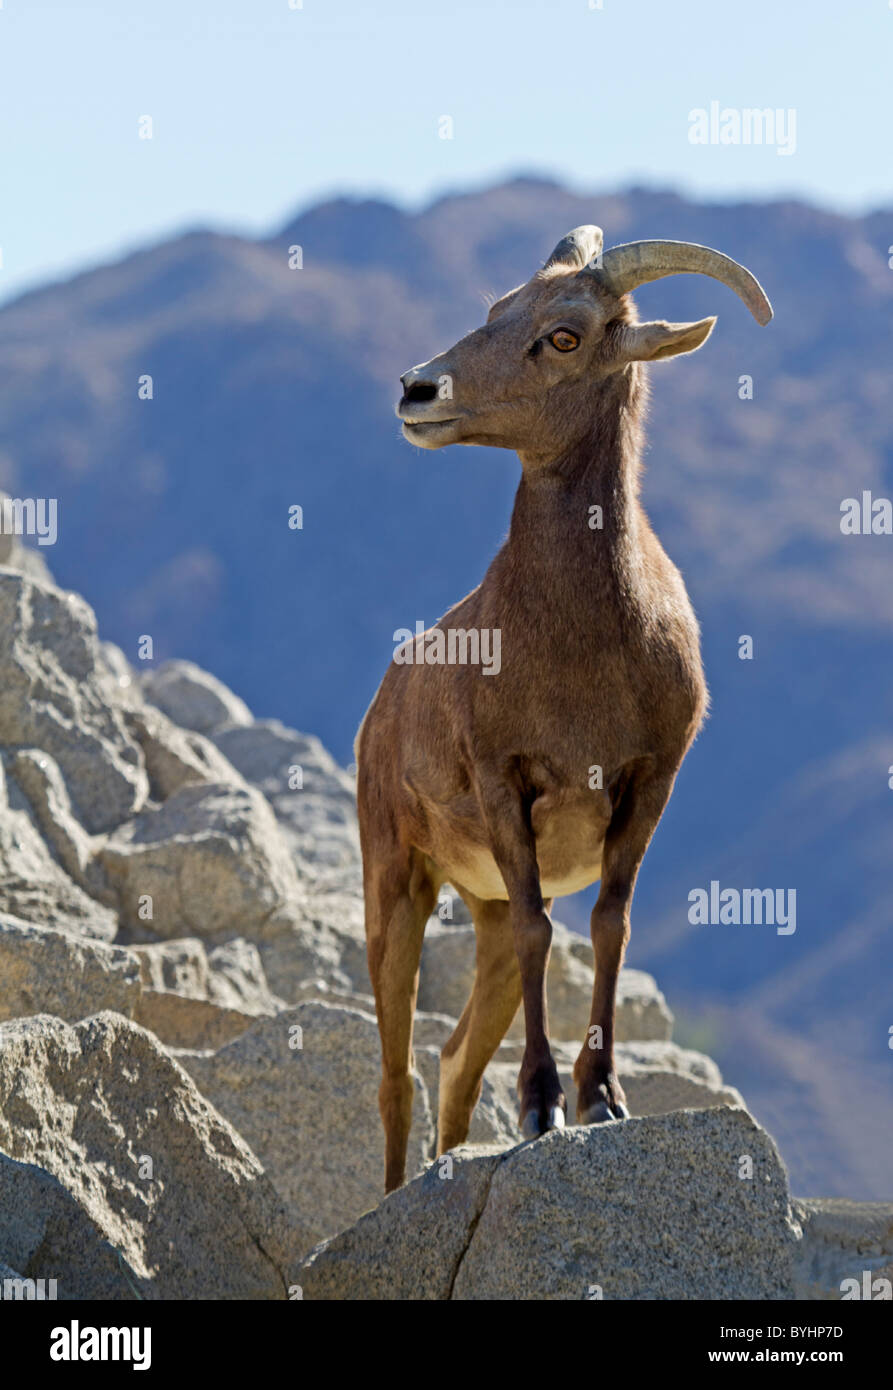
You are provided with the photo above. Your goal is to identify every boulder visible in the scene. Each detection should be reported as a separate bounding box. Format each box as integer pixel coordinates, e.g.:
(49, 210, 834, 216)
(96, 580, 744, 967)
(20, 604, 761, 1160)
(299, 1147, 505, 1301)
(181, 1000, 434, 1252)
(0, 917, 282, 1050)
(98, 640, 135, 691)
(413, 1047, 519, 1148)
(0, 1013, 302, 1299)
(0, 1151, 133, 1300)
(0, 756, 117, 939)
(131, 937, 282, 1049)
(610, 967, 675, 1042)
(141, 658, 253, 735)
(0, 917, 140, 1024)
(256, 890, 369, 1000)
(133, 936, 279, 1012)
(793, 1197, 893, 1300)
(299, 1108, 802, 1300)
(0, 572, 147, 833)
(211, 720, 360, 885)
(99, 781, 302, 940)
(124, 703, 245, 802)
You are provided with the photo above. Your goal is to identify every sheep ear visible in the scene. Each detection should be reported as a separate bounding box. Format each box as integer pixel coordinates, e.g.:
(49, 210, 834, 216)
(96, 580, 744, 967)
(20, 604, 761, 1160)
(617, 316, 716, 362)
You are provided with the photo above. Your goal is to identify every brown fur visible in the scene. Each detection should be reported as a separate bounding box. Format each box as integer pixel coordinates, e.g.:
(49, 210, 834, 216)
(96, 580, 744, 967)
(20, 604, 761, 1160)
(356, 235, 748, 1192)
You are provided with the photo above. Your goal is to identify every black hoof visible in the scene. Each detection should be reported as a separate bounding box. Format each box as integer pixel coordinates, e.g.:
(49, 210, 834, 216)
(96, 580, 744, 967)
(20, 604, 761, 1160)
(520, 1108, 544, 1140)
(578, 1098, 629, 1125)
(519, 1102, 566, 1140)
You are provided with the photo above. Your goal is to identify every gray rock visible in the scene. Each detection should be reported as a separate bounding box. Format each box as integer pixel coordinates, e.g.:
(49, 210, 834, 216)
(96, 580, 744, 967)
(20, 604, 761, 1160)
(0, 916, 141, 1023)
(0, 1012, 303, 1299)
(793, 1197, 893, 1300)
(418, 919, 673, 1044)
(125, 703, 245, 802)
(612, 967, 675, 1042)
(181, 1000, 434, 1252)
(256, 890, 370, 1000)
(131, 937, 282, 1049)
(134, 992, 266, 1051)
(416, 922, 482, 1021)
(0, 914, 281, 1050)
(300, 1108, 802, 1300)
(410, 1010, 457, 1046)
(0, 494, 54, 585)
(97, 640, 136, 692)
(0, 756, 117, 939)
(133, 936, 277, 1010)
(0, 572, 147, 833)
(292, 977, 378, 1013)
(299, 1147, 504, 1301)
(288, 981, 450, 1046)
(0, 1151, 133, 1300)
(212, 720, 360, 886)
(99, 781, 302, 940)
(142, 658, 253, 735)
(414, 1046, 518, 1147)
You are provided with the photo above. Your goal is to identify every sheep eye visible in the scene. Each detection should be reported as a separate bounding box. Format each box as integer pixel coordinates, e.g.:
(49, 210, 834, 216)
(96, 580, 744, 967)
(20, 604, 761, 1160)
(549, 329, 579, 352)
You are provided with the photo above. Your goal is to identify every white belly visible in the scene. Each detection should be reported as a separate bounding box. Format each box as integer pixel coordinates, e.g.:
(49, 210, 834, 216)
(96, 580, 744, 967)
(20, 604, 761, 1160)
(445, 842, 603, 903)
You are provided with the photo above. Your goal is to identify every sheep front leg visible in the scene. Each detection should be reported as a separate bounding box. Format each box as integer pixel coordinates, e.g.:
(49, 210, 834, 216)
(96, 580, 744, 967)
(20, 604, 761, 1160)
(477, 776, 566, 1139)
(574, 765, 675, 1124)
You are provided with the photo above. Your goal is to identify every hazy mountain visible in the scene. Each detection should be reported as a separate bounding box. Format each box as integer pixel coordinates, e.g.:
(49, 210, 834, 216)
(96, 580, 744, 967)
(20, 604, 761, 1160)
(1, 177, 891, 1197)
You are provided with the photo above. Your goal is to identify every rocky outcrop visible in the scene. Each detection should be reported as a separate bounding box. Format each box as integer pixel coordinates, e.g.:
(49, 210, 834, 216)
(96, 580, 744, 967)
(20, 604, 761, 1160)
(141, 659, 253, 736)
(99, 781, 302, 940)
(298, 1108, 802, 1300)
(793, 1198, 893, 1300)
(211, 720, 361, 884)
(180, 1000, 434, 1249)
(0, 573, 148, 833)
(0, 1013, 302, 1299)
(0, 916, 141, 1024)
(0, 561, 881, 1301)
(0, 754, 118, 939)
(0, 1151, 129, 1300)
(0, 916, 281, 1050)
(131, 937, 283, 1049)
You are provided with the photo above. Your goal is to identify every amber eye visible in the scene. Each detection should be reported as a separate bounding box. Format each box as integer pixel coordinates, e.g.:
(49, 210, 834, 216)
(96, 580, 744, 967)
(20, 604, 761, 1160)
(549, 329, 580, 352)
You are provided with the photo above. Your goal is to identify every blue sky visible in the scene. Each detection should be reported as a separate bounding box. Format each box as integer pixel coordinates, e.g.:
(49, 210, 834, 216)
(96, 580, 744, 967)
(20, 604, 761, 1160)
(1, 0, 891, 302)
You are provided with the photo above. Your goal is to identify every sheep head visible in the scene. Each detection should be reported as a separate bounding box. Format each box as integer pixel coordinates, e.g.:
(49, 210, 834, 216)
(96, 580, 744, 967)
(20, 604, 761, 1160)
(397, 225, 772, 468)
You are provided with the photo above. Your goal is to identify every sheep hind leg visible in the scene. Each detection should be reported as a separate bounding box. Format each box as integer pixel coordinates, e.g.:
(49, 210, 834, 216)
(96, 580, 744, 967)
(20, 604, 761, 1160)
(365, 847, 437, 1193)
(436, 893, 524, 1154)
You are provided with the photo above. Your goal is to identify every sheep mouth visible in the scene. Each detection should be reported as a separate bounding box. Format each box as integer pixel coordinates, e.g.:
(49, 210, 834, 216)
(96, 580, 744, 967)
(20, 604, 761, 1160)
(401, 418, 460, 440)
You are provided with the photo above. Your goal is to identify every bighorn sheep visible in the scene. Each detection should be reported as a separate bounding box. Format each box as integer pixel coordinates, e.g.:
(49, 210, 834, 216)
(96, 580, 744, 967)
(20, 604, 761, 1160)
(356, 226, 772, 1192)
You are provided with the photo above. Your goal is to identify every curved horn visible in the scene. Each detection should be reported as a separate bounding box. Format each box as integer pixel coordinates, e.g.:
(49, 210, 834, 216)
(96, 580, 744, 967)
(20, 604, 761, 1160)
(545, 225, 603, 270)
(592, 240, 773, 325)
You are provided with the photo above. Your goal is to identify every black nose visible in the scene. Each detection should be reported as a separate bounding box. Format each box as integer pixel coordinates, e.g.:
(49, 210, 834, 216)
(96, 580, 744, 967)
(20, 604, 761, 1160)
(402, 380, 438, 404)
